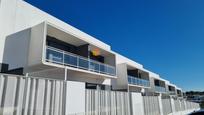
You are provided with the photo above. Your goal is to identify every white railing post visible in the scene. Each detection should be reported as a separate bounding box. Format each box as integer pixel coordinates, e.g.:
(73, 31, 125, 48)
(77, 56, 79, 68)
(88, 59, 90, 71)
(63, 67, 68, 115)
(65, 67, 67, 81)
(99, 63, 101, 74)
(63, 51, 65, 65)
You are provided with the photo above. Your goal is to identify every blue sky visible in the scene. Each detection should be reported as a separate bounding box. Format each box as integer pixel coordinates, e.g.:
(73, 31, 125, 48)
(25, 0, 204, 91)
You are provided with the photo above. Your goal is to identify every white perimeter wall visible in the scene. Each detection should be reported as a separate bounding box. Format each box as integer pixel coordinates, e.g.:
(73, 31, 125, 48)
(0, 74, 86, 115)
(0, 74, 200, 115)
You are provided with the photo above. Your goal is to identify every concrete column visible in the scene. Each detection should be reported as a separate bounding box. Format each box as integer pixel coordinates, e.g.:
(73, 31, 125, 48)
(127, 86, 131, 115)
(63, 68, 67, 115)
(170, 97, 176, 114)
(158, 94, 164, 115)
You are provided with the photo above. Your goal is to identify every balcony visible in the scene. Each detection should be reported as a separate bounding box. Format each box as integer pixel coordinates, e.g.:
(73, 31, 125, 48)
(169, 91, 176, 95)
(155, 86, 166, 93)
(177, 90, 182, 97)
(46, 46, 116, 76)
(128, 75, 150, 87)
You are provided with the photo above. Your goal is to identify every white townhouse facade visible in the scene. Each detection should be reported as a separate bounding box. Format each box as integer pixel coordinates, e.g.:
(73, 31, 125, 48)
(0, 0, 117, 86)
(0, 0, 183, 96)
(0, 0, 200, 115)
(3, 21, 116, 85)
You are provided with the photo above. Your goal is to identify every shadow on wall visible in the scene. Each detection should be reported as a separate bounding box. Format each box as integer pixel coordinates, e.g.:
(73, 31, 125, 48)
(0, 63, 8, 73)
(2, 28, 31, 75)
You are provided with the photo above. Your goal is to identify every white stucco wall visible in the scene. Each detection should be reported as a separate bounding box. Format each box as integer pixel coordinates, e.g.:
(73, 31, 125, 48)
(0, 0, 19, 62)
(28, 22, 46, 67)
(115, 52, 143, 69)
(3, 28, 31, 70)
(1, 22, 46, 70)
(112, 63, 128, 90)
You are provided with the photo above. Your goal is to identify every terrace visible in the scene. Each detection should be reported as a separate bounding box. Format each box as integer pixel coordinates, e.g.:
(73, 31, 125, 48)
(127, 66, 150, 87)
(168, 85, 176, 95)
(45, 24, 116, 77)
(154, 79, 166, 93)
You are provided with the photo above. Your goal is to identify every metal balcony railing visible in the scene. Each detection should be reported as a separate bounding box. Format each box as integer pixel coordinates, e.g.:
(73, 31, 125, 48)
(155, 86, 166, 92)
(46, 46, 116, 76)
(128, 75, 150, 87)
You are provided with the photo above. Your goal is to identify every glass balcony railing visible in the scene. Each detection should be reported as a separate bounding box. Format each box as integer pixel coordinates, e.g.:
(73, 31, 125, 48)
(46, 46, 116, 76)
(128, 75, 150, 87)
(155, 86, 166, 92)
(169, 91, 176, 95)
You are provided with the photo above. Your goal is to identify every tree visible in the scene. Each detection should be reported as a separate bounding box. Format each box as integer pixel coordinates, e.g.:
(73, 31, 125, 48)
(200, 100, 204, 109)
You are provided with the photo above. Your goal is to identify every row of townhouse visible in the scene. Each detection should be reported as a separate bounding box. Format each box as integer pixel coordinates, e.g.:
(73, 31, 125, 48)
(0, 0, 199, 115)
(0, 0, 183, 97)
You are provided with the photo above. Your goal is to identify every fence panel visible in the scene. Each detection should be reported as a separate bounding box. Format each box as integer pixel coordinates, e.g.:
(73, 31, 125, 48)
(85, 89, 129, 115)
(143, 96, 160, 115)
(0, 74, 65, 115)
(130, 92, 144, 115)
(162, 98, 172, 115)
(174, 99, 181, 112)
(180, 100, 185, 111)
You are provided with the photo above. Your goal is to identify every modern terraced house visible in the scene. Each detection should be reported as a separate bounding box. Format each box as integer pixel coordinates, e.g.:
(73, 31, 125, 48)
(0, 0, 200, 115)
